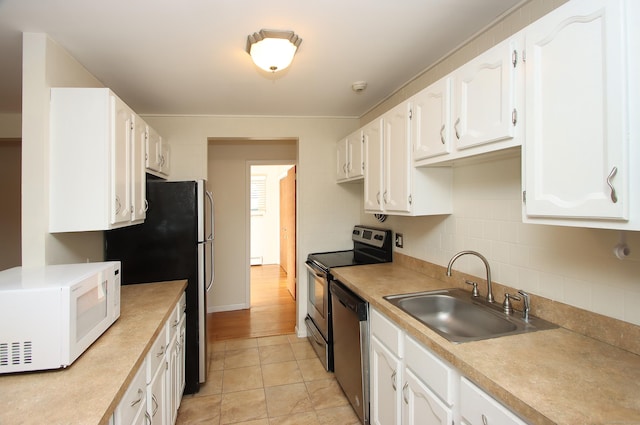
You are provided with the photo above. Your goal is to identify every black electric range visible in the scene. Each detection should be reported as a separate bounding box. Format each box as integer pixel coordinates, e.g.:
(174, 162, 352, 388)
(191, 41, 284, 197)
(304, 225, 393, 371)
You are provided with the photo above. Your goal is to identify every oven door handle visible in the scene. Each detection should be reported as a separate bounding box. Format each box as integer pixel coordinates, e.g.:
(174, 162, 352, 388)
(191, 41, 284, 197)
(305, 317, 325, 346)
(305, 261, 326, 279)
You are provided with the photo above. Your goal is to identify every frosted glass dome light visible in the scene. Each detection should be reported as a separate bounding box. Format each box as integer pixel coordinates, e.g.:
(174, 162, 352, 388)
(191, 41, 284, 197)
(246, 30, 302, 73)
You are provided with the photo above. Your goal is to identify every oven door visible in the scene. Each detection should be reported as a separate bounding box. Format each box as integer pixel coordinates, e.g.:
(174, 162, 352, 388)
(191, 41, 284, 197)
(305, 261, 330, 340)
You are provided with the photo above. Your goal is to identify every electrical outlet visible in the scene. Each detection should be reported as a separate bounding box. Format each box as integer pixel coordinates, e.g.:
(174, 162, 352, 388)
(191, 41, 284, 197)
(395, 233, 404, 248)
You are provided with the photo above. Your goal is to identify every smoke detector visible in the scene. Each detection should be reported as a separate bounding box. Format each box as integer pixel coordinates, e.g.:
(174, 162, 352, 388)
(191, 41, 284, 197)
(352, 81, 368, 93)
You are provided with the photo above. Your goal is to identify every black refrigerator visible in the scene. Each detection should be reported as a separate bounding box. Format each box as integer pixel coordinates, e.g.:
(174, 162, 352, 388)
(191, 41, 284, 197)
(105, 178, 214, 395)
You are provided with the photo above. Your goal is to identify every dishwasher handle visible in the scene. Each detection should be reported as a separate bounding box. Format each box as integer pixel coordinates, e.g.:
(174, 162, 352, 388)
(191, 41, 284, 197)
(330, 280, 367, 321)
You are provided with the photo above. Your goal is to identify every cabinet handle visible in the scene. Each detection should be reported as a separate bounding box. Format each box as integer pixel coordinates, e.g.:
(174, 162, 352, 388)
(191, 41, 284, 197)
(376, 192, 381, 206)
(454, 118, 461, 140)
(383, 191, 388, 204)
(130, 388, 144, 407)
(408, 195, 412, 205)
(343, 163, 347, 174)
(145, 411, 151, 425)
(152, 394, 158, 416)
(512, 108, 518, 126)
(156, 345, 165, 357)
(144, 199, 149, 212)
(482, 413, 489, 425)
(440, 124, 446, 144)
(402, 382, 409, 404)
(391, 369, 397, 391)
(512, 50, 518, 67)
(114, 196, 121, 215)
(607, 166, 618, 203)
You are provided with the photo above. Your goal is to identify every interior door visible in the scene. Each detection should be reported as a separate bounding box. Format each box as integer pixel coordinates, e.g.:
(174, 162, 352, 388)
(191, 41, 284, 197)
(279, 166, 296, 299)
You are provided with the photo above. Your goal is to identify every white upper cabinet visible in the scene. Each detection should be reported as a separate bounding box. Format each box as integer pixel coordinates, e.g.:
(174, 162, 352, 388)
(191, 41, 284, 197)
(523, 0, 639, 229)
(412, 76, 452, 162)
(415, 35, 524, 166)
(336, 130, 364, 182)
(146, 126, 170, 177)
(50, 88, 149, 232)
(453, 36, 521, 150)
(364, 118, 384, 212)
(364, 102, 452, 216)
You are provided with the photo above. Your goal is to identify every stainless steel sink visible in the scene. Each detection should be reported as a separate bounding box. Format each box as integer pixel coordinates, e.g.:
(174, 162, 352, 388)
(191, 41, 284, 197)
(384, 288, 557, 343)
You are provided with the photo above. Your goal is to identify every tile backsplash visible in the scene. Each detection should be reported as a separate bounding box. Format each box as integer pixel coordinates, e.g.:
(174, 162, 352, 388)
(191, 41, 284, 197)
(363, 155, 640, 327)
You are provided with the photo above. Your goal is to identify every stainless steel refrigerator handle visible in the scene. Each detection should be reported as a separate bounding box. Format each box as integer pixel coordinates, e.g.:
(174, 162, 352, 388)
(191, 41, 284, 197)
(206, 191, 215, 241)
(206, 190, 215, 292)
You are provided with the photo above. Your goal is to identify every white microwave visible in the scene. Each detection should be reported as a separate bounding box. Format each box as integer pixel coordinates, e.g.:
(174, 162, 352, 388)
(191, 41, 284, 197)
(0, 261, 121, 374)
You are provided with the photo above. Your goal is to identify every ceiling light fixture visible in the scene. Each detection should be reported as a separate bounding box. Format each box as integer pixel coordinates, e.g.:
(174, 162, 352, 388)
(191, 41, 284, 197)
(246, 29, 302, 73)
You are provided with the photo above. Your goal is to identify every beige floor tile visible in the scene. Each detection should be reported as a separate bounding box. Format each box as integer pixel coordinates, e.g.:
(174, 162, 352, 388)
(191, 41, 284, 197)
(297, 358, 334, 382)
(287, 334, 306, 344)
(291, 341, 316, 360)
(224, 348, 260, 369)
(226, 420, 269, 425)
(209, 351, 225, 372)
(305, 378, 349, 410)
(175, 394, 222, 424)
(259, 343, 295, 365)
(220, 388, 267, 424)
(262, 361, 303, 387)
(256, 334, 292, 347)
(315, 405, 361, 425)
(198, 369, 223, 396)
(225, 338, 258, 351)
(264, 383, 314, 417)
(268, 411, 321, 425)
(222, 365, 263, 393)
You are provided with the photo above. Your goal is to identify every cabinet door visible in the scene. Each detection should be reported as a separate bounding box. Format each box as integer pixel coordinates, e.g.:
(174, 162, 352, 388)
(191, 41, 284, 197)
(413, 76, 452, 161)
(402, 369, 452, 425)
(148, 364, 166, 425)
(383, 102, 411, 213)
(370, 337, 402, 425)
(523, 0, 628, 220)
(146, 127, 162, 172)
(453, 37, 518, 150)
(132, 117, 147, 222)
(364, 119, 384, 212)
(336, 138, 349, 181)
(348, 131, 364, 179)
(112, 96, 133, 225)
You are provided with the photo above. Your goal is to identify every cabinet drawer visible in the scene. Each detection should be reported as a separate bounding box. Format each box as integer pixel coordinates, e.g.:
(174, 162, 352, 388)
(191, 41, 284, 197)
(146, 325, 167, 382)
(167, 299, 182, 342)
(114, 360, 147, 425)
(460, 378, 527, 425)
(404, 335, 457, 406)
(370, 308, 403, 357)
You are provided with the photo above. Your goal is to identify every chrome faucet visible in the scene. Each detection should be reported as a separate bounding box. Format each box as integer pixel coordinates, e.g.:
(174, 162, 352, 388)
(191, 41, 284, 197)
(446, 250, 494, 303)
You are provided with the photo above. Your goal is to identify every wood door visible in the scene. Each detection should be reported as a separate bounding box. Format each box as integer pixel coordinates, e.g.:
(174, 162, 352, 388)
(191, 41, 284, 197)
(279, 166, 296, 299)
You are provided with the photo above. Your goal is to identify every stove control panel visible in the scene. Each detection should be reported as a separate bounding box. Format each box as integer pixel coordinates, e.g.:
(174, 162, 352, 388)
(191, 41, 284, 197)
(352, 225, 390, 248)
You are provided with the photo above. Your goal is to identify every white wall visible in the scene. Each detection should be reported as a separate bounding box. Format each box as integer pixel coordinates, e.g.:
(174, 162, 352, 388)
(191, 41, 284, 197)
(21, 33, 105, 267)
(144, 116, 361, 333)
(250, 164, 293, 265)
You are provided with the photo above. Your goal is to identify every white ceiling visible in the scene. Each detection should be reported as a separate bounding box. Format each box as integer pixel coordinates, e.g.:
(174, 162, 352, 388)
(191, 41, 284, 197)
(0, 0, 523, 117)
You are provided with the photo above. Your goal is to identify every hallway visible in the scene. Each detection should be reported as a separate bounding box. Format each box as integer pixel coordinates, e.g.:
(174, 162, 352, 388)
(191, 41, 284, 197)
(207, 265, 297, 341)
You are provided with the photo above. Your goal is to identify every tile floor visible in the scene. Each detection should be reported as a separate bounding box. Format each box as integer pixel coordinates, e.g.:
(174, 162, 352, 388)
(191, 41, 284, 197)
(176, 333, 361, 425)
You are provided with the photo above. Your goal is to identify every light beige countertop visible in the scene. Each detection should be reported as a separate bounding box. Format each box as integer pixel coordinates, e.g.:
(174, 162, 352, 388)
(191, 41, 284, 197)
(332, 262, 640, 425)
(0, 280, 187, 425)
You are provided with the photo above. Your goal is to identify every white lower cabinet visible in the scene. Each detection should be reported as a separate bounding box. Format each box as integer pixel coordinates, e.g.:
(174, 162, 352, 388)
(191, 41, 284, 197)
(113, 293, 185, 425)
(370, 307, 528, 425)
(370, 308, 456, 425)
(114, 359, 149, 425)
(460, 378, 527, 425)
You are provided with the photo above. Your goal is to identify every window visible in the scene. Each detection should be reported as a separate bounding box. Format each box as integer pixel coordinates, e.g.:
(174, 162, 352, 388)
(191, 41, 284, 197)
(251, 175, 267, 214)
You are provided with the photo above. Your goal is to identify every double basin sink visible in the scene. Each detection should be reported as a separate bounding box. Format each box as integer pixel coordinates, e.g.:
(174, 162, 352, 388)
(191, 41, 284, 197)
(384, 288, 556, 343)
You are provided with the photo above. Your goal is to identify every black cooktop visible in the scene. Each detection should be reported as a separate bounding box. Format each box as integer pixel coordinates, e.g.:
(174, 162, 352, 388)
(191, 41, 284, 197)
(307, 250, 363, 271)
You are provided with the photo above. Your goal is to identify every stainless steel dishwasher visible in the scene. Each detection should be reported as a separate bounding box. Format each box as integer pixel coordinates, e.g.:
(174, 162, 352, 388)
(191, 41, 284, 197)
(330, 279, 369, 424)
